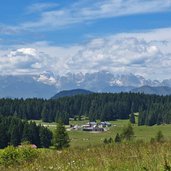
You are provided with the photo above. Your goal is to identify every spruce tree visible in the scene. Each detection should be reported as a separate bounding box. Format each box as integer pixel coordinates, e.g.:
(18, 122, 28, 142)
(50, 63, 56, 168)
(130, 113, 135, 124)
(155, 130, 164, 143)
(121, 124, 134, 141)
(10, 125, 21, 146)
(0, 123, 8, 148)
(115, 133, 121, 143)
(54, 121, 70, 150)
(22, 122, 32, 143)
(41, 106, 49, 122)
(108, 137, 113, 143)
(103, 138, 108, 144)
(39, 126, 52, 148)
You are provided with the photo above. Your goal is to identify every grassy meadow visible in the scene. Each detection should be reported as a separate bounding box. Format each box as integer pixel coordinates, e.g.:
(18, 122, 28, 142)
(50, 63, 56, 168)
(32, 117, 171, 148)
(2, 118, 169, 170)
(1, 142, 171, 171)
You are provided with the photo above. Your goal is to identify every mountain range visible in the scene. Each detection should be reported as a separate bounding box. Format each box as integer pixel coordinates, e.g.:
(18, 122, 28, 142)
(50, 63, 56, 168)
(1, 71, 171, 98)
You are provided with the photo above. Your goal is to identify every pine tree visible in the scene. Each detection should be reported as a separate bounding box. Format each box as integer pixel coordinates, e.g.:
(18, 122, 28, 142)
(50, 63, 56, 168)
(0, 123, 8, 149)
(10, 124, 21, 146)
(41, 106, 49, 122)
(115, 133, 121, 143)
(103, 138, 108, 144)
(22, 122, 32, 143)
(54, 121, 70, 150)
(39, 126, 52, 148)
(121, 124, 134, 141)
(155, 130, 164, 143)
(108, 137, 113, 143)
(9, 117, 23, 146)
(29, 122, 40, 147)
(130, 113, 135, 124)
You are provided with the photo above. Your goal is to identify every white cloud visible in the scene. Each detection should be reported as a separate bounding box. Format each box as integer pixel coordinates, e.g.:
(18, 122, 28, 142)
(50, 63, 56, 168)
(0, 48, 51, 75)
(36, 72, 57, 86)
(65, 27, 171, 80)
(21, 0, 171, 30)
(27, 2, 58, 14)
(0, 27, 171, 81)
(1, 0, 170, 34)
(0, 43, 81, 76)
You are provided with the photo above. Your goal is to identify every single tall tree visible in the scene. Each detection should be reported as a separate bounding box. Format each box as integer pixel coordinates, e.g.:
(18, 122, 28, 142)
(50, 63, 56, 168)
(121, 124, 134, 141)
(54, 121, 70, 150)
(129, 113, 135, 124)
(115, 133, 121, 143)
(39, 126, 52, 148)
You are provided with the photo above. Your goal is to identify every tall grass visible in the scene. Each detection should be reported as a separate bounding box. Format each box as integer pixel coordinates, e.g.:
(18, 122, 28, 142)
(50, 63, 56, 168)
(1, 141, 171, 171)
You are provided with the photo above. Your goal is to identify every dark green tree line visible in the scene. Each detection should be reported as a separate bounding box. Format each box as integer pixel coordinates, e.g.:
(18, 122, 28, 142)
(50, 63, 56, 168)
(0, 93, 171, 125)
(0, 116, 52, 149)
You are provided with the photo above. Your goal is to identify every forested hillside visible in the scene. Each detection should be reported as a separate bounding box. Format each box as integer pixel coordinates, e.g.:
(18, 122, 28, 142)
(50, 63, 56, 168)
(51, 89, 93, 99)
(0, 93, 171, 125)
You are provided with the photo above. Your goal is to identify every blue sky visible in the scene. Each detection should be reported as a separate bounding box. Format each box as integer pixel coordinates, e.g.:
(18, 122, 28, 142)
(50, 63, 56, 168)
(0, 0, 171, 80)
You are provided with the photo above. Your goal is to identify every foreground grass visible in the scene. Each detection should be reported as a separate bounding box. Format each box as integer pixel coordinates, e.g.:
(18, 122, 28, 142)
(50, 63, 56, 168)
(1, 142, 171, 171)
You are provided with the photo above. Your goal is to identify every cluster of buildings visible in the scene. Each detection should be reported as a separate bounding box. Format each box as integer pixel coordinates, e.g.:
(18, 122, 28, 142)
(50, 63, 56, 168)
(71, 121, 112, 132)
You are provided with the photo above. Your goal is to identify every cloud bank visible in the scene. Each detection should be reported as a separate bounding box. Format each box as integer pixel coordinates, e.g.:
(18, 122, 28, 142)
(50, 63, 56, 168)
(0, 27, 171, 80)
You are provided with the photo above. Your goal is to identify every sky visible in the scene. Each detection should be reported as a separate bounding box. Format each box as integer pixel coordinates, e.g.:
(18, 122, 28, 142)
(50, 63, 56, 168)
(0, 0, 171, 80)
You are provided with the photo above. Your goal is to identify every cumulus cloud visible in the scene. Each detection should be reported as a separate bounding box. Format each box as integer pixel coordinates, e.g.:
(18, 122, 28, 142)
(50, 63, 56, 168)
(0, 43, 81, 76)
(68, 37, 163, 75)
(68, 27, 171, 80)
(0, 48, 53, 75)
(0, 27, 171, 81)
(35, 71, 57, 85)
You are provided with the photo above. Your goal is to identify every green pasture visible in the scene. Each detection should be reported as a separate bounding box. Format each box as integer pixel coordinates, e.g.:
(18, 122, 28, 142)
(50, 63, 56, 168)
(32, 117, 171, 148)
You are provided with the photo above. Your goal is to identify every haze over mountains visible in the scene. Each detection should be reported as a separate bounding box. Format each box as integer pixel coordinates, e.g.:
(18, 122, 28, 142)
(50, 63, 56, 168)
(1, 71, 171, 98)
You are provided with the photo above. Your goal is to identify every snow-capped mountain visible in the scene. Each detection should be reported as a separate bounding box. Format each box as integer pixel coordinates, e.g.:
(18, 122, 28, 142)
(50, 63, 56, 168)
(0, 71, 171, 98)
(46, 71, 162, 91)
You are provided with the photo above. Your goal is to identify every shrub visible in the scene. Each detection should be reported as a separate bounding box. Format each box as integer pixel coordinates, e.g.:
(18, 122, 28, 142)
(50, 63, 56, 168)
(155, 130, 165, 143)
(0, 146, 19, 166)
(0, 145, 38, 166)
(103, 138, 108, 144)
(18, 145, 38, 162)
(150, 131, 165, 144)
(115, 133, 121, 143)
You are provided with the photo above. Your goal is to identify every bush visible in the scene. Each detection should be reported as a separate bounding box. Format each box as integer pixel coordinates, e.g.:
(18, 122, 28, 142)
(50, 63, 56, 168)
(103, 137, 114, 144)
(0, 146, 19, 166)
(150, 131, 165, 144)
(18, 145, 38, 162)
(103, 138, 108, 144)
(155, 130, 165, 143)
(0, 145, 38, 166)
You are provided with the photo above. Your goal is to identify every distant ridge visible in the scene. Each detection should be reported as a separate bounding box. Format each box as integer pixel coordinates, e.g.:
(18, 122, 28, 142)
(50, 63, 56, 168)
(51, 89, 93, 99)
(131, 86, 171, 95)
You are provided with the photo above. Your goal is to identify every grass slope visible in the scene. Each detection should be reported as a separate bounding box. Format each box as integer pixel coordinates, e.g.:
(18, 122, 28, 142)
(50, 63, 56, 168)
(1, 142, 171, 171)
(2, 119, 171, 170)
